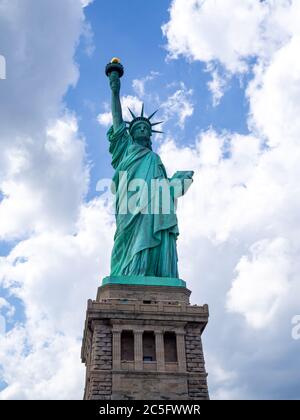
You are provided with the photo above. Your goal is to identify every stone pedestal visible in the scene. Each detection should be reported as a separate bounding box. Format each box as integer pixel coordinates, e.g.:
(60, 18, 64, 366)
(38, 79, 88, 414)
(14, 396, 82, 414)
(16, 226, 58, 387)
(81, 280, 209, 400)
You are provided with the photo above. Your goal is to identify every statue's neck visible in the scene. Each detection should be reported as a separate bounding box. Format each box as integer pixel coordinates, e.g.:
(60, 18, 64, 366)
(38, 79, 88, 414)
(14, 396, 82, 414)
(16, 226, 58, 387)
(134, 138, 152, 150)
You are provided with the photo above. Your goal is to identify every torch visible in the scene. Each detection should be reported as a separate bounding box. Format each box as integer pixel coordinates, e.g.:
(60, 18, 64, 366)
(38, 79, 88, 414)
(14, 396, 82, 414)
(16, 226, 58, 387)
(105, 57, 124, 78)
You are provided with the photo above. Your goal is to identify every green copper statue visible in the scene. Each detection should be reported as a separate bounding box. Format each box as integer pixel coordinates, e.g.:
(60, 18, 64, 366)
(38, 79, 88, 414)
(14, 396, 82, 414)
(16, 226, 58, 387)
(105, 58, 194, 280)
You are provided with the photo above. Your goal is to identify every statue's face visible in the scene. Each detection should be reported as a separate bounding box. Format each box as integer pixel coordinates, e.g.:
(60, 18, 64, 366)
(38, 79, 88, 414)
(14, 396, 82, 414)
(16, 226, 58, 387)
(131, 122, 152, 149)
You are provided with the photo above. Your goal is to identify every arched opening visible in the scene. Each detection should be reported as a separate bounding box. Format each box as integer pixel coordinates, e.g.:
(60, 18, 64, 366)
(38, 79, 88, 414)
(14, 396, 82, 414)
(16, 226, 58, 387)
(164, 332, 178, 363)
(121, 330, 134, 361)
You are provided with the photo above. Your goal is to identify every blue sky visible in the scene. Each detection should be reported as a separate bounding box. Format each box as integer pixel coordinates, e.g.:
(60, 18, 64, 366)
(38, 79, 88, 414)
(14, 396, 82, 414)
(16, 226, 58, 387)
(1, 0, 300, 400)
(66, 0, 250, 195)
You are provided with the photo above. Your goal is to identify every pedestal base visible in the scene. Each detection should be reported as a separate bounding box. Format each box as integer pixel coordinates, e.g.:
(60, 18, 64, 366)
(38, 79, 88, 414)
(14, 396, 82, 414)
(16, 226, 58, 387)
(81, 279, 209, 400)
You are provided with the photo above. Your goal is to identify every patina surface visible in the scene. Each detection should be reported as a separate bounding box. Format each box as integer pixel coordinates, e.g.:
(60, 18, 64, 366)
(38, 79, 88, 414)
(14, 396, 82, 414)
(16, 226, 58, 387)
(106, 60, 194, 280)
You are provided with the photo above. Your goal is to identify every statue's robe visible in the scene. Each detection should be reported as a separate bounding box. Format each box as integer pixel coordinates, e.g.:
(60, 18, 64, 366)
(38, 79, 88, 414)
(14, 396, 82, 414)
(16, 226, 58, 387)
(108, 123, 179, 278)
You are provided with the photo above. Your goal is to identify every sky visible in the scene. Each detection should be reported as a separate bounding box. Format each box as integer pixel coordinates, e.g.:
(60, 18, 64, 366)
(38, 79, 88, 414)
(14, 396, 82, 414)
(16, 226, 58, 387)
(0, 0, 300, 400)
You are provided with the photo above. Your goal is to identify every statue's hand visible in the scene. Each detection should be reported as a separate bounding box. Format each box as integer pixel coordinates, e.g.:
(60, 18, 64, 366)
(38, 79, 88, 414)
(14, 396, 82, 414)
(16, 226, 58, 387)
(170, 171, 194, 198)
(109, 71, 120, 95)
(171, 170, 194, 180)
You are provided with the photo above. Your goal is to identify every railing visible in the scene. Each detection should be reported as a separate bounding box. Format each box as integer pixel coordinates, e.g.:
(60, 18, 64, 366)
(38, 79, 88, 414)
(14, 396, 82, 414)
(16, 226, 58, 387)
(89, 300, 209, 315)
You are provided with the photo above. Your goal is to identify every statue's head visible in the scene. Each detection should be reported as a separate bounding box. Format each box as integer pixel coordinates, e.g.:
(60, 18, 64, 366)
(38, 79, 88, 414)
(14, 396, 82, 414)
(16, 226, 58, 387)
(131, 121, 152, 149)
(126, 105, 163, 150)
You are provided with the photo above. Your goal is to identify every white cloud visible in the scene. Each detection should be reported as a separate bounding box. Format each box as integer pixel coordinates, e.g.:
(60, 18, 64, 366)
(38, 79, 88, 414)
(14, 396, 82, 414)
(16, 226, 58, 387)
(206, 66, 227, 107)
(80, 0, 94, 7)
(0, 0, 89, 243)
(0, 316, 5, 336)
(97, 109, 112, 127)
(0, 326, 83, 400)
(227, 238, 292, 328)
(0, 115, 89, 240)
(160, 0, 300, 399)
(162, 0, 268, 73)
(247, 35, 300, 148)
(0, 298, 15, 318)
(97, 95, 143, 127)
(159, 130, 263, 242)
(81, 21, 95, 57)
(159, 125, 300, 398)
(161, 82, 194, 129)
(0, 0, 102, 400)
(98, 82, 192, 132)
(0, 0, 84, 141)
(0, 297, 14, 336)
(1, 0, 300, 401)
(132, 71, 160, 97)
(0, 197, 114, 399)
(162, 0, 295, 74)
(0, 199, 113, 334)
(0, 54, 6, 80)
(204, 355, 242, 400)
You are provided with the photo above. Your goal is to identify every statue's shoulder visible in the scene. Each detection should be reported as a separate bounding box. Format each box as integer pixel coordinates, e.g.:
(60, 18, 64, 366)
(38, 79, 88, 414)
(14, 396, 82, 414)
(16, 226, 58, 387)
(151, 150, 163, 163)
(108, 123, 131, 142)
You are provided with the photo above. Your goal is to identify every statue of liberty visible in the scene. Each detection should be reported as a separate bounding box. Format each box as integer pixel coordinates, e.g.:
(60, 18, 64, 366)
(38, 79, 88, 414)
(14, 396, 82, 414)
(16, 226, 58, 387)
(105, 59, 194, 282)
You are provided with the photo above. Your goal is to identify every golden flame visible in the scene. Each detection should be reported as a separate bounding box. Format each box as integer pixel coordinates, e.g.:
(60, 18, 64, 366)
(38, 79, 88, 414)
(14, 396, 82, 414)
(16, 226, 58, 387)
(111, 57, 121, 64)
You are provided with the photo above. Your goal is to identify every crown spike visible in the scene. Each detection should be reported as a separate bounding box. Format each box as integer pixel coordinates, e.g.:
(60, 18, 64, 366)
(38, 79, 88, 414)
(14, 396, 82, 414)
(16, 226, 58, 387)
(151, 129, 164, 134)
(151, 121, 164, 127)
(128, 108, 137, 119)
(148, 109, 159, 120)
(141, 103, 144, 117)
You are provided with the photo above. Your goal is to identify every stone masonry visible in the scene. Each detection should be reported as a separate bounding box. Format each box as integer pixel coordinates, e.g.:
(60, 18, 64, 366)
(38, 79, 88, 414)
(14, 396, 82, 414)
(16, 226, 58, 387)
(81, 284, 209, 400)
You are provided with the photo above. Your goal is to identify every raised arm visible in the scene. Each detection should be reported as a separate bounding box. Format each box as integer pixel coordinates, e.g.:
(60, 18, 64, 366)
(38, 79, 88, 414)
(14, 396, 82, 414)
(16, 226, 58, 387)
(109, 71, 123, 131)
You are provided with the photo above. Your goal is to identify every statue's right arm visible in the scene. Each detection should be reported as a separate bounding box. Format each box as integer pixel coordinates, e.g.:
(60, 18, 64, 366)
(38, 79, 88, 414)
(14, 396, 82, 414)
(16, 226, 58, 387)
(109, 71, 123, 132)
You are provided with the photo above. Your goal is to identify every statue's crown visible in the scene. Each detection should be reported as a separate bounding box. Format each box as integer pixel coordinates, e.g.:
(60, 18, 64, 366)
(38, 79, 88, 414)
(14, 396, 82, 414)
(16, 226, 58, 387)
(125, 104, 163, 135)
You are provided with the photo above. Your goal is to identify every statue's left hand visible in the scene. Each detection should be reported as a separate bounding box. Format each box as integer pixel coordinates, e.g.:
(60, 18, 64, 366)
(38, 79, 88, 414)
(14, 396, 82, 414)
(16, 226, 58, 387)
(171, 170, 194, 180)
(170, 171, 194, 198)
